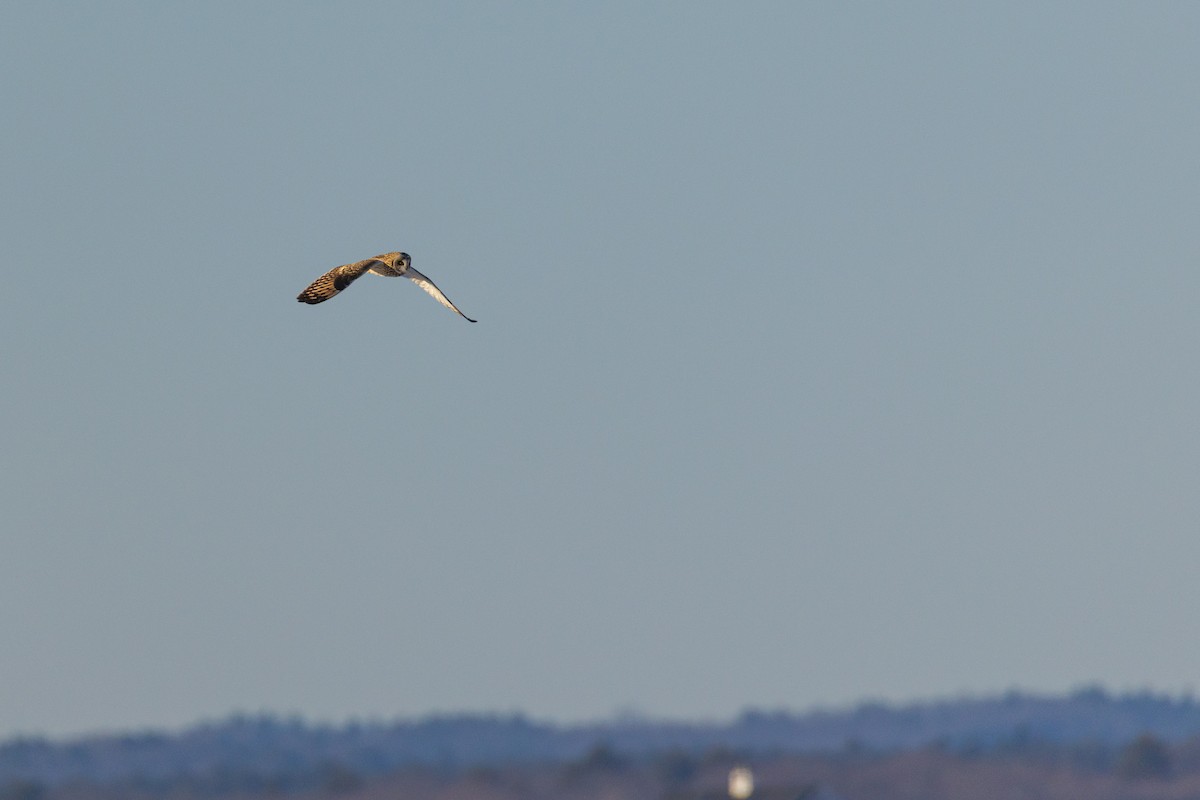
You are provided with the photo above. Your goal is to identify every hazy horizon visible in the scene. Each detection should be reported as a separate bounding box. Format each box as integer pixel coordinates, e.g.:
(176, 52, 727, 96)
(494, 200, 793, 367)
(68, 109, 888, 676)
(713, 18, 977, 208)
(3, 3, 1199, 740)
(4, 682, 1194, 743)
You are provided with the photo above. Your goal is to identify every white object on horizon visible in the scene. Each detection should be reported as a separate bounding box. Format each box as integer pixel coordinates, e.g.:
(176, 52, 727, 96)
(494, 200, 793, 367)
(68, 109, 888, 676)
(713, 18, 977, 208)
(728, 766, 754, 799)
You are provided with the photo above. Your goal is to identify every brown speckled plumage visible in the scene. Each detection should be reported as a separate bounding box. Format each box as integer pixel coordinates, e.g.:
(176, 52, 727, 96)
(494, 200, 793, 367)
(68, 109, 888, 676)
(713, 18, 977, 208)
(296, 252, 476, 322)
(296, 259, 375, 304)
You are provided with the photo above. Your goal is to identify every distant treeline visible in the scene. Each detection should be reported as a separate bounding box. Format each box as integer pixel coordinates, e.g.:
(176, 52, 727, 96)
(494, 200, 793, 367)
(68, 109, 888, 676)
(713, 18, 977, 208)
(3, 687, 1200, 789)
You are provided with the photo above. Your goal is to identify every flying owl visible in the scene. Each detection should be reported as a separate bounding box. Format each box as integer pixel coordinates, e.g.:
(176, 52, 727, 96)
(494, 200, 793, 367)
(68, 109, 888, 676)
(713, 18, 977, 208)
(297, 251, 476, 322)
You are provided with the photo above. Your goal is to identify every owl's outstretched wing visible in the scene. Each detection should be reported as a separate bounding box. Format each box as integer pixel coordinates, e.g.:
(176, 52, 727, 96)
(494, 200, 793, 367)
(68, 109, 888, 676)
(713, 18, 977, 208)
(406, 266, 477, 322)
(296, 259, 376, 304)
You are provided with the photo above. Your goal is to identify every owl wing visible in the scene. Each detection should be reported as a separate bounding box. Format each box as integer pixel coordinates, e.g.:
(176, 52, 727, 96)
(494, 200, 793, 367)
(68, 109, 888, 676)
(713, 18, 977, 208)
(405, 266, 477, 322)
(296, 259, 377, 304)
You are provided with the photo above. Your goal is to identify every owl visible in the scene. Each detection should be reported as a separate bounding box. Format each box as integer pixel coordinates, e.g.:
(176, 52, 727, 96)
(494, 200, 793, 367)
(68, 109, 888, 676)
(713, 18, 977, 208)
(297, 251, 476, 322)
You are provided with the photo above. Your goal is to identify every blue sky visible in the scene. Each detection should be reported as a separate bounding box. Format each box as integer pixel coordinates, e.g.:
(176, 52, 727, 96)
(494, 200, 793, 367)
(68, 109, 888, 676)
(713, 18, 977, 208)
(3, 2, 1199, 738)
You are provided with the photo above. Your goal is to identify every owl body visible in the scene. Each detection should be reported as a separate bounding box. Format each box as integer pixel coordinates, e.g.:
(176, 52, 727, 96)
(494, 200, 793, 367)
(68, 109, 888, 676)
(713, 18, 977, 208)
(297, 251, 476, 322)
